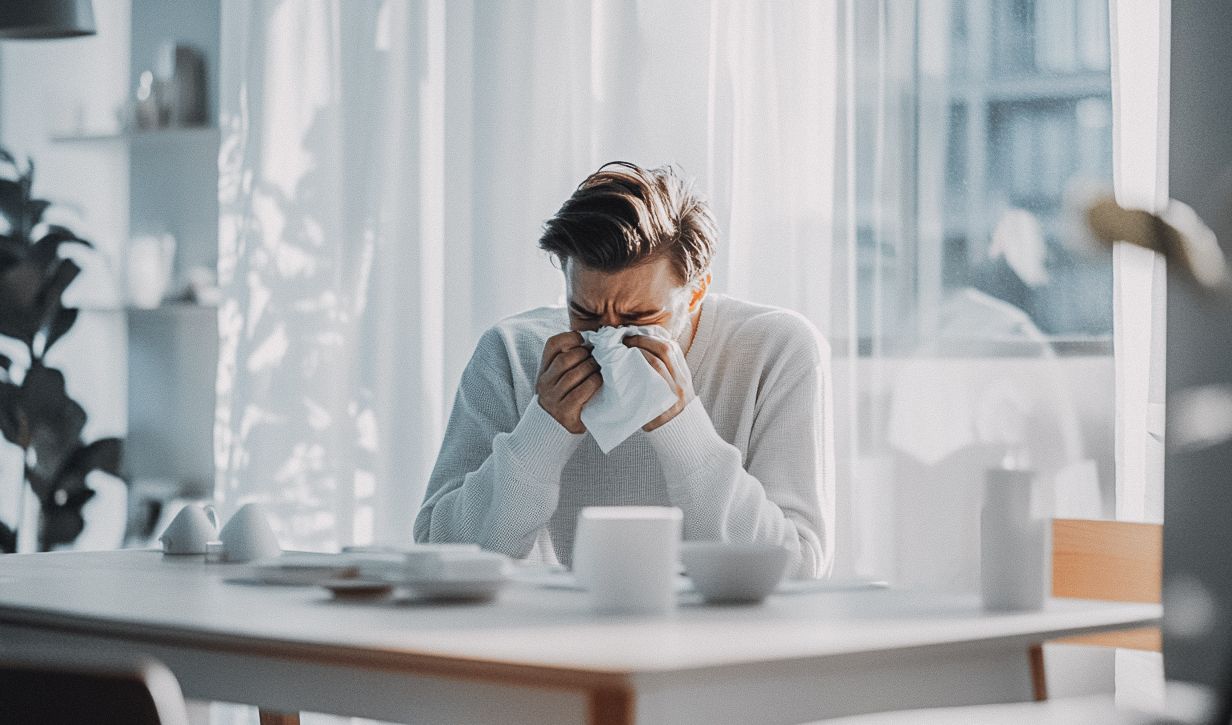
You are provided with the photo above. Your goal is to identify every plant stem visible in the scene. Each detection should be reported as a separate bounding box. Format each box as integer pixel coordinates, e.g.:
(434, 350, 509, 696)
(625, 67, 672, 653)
(11, 448, 28, 553)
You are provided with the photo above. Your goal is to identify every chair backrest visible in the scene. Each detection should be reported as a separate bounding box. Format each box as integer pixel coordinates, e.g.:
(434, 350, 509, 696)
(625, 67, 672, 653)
(1051, 518, 1162, 652)
(0, 651, 190, 725)
(1052, 518, 1162, 602)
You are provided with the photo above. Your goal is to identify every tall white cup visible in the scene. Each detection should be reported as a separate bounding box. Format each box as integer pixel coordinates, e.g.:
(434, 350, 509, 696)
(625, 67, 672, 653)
(981, 468, 1051, 611)
(572, 506, 682, 615)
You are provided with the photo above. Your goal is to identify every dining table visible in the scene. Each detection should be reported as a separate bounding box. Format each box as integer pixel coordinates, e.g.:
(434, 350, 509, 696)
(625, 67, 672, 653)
(0, 550, 1161, 725)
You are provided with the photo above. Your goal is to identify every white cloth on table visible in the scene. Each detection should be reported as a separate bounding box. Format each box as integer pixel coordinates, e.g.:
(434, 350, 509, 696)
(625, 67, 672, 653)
(578, 325, 678, 454)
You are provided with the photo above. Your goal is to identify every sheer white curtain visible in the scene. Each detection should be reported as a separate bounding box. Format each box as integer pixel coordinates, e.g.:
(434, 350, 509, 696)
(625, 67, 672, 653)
(216, 1, 849, 558)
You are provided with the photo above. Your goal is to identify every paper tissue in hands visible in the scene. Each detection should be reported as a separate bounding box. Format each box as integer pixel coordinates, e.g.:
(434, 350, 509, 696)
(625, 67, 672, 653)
(579, 325, 679, 453)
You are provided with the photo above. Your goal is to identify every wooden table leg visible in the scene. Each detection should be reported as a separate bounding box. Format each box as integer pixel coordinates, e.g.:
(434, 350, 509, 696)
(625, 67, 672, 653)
(588, 686, 634, 725)
(258, 710, 300, 725)
(1028, 644, 1048, 702)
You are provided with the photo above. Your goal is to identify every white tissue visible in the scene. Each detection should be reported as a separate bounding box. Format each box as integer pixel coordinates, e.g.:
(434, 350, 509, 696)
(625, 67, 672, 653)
(578, 325, 679, 454)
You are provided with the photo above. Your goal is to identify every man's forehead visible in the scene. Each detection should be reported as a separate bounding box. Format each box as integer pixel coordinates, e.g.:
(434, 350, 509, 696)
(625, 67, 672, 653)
(567, 276, 676, 312)
(566, 258, 683, 299)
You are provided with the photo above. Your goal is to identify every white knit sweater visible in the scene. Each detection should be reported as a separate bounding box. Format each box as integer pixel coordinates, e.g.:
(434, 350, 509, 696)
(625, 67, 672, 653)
(413, 294, 834, 578)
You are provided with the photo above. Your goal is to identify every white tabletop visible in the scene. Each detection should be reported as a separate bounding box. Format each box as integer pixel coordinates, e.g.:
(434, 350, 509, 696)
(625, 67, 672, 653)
(0, 550, 1160, 678)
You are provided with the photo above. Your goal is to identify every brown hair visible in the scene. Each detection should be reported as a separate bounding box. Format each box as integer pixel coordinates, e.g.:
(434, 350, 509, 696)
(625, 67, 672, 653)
(538, 161, 717, 284)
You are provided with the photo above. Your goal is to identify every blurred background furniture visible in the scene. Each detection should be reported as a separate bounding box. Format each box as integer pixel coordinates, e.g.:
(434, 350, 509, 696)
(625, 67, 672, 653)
(0, 649, 189, 725)
(1030, 518, 1162, 699)
(1050, 519, 1162, 645)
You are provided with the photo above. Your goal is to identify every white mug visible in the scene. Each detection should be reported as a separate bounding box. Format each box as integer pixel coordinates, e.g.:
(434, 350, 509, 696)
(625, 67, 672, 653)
(159, 504, 218, 555)
(126, 233, 176, 309)
(572, 506, 682, 615)
(218, 503, 281, 562)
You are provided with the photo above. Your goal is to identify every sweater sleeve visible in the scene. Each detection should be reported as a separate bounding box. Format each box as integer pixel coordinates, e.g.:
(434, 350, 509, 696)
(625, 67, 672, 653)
(643, 329, 834, 579)
(414, 328, 584, 557)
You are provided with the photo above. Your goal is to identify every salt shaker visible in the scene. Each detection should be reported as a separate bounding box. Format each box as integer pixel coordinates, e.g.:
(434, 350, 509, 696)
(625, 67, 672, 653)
(981, 467, 1051, 611)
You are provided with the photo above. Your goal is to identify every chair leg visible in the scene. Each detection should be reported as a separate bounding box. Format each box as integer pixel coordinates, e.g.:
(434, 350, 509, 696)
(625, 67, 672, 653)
(1028, 643, 1048, 701)
(258, 710, 300, 725)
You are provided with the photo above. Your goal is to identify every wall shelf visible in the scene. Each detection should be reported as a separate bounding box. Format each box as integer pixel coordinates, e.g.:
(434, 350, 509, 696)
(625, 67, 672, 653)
(76, 303, 219, 314)
(124, 302, 218, 314)
(50, 126, 218, 144)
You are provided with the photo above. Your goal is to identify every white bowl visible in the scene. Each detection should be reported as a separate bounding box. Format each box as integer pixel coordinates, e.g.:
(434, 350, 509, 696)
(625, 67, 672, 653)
(681, 542, 791, 604)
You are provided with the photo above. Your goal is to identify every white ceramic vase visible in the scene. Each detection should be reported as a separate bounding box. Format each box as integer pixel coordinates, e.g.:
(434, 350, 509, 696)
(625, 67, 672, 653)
(981, 468, 1051, 611)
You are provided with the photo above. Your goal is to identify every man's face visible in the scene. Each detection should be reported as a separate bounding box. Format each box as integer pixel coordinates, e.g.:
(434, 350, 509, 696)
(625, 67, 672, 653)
(564, 257, 694, 342)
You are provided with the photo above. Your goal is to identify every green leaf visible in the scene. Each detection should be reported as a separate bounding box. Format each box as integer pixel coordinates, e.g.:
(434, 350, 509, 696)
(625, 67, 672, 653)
(0, 263, 42, 344)
(31, 226, 91, 266)
(41, 307, 77, 355)
(0, 519, 14, 554)
(38, 489, 94, 550)
(0, 178, 25, 235)
(0, 233, 24, 266)
(36, 258, 79, 310)
(31, 259, 80, 356)
(22, 199, 50, 237)
(0, 379, 20, 445)
(20, 363, 86, 480)
(58, 437, 124, 480)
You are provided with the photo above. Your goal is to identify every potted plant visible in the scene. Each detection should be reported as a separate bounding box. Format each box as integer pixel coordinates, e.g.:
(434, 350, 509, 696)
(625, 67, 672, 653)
(0, 149, 124, 553)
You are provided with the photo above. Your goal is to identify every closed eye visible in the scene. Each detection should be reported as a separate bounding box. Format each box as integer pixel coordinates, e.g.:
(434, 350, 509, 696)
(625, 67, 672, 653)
(569, 304, 666, 325)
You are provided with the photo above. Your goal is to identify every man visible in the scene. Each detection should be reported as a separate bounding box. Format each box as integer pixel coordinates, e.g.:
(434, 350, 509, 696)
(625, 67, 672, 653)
(414, 162, 833, 578)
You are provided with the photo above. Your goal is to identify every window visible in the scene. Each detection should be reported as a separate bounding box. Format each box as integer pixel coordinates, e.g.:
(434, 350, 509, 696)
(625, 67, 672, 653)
(856, 0, 1114, 351)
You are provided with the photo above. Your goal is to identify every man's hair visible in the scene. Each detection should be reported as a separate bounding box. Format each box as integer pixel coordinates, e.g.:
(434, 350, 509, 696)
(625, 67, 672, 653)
(538, 161, 717, 285)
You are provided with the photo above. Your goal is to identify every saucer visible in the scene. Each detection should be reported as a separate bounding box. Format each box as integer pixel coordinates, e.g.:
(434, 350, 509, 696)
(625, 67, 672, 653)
(320, 578, 395, 599)
(245, 553, 362, 585)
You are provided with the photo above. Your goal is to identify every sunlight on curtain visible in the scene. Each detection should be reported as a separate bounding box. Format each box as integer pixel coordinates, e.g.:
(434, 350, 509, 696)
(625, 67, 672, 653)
(218, 1, 448, 551)
(217, 0, 847, 556)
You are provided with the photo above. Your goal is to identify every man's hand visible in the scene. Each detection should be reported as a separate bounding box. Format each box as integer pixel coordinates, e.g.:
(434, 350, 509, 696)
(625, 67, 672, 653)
(623, 335, 695, 431)
(536, 331, 602, 434)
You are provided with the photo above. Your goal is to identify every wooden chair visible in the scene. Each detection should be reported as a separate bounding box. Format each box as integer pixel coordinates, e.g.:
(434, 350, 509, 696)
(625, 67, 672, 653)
(810, 519, 1164, 725)
(1027, 517, 1163, 701)
(0, 651, 191, 725)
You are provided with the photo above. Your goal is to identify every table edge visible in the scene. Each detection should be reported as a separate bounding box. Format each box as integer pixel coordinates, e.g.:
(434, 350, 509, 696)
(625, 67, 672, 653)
(0, 604, 634, 693)
(0, 600, 1160, 685)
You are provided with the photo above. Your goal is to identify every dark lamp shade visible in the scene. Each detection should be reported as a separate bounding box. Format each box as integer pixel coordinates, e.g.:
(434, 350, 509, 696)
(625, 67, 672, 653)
(0, 1, 95, 39)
